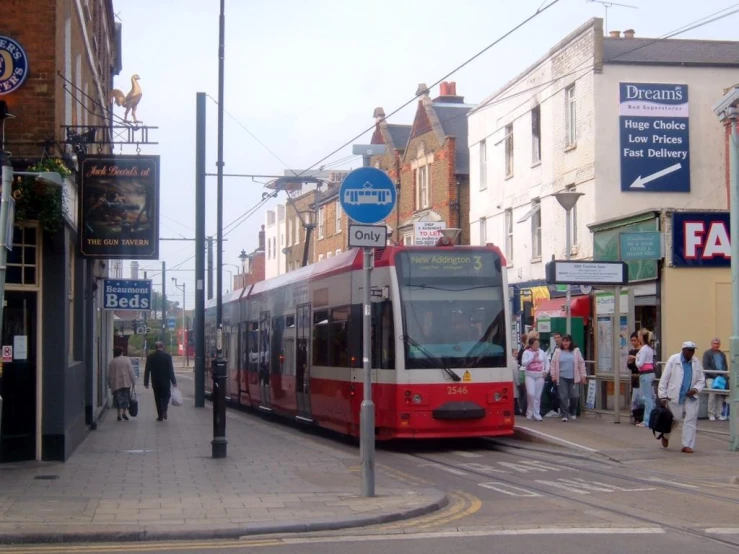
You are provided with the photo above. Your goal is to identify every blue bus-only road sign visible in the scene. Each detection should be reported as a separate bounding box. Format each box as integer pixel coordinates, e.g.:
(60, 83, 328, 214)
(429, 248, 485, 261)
(167, 318, 176, 330)
(619, 82, 690, 193)
(339, 167, 397, 225)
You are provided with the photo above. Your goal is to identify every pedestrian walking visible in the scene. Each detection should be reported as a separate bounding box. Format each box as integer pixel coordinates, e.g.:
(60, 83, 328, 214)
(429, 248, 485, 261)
(144, 341, 178, 421)
(515, 333, 529, 416)
(521, 336, 549, 421)
(627, 332, 644, 424)
(107, 347, 136, 421)
(702, 338, 728, 421)
(635, 329, 656, 427)
(543, 332, 563, 418)
(550, 334, 587, 422)
(657, 341, 706, 453)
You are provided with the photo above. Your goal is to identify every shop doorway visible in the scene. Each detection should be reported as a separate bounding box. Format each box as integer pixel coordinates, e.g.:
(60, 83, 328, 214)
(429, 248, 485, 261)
(0, 290, 38, 462)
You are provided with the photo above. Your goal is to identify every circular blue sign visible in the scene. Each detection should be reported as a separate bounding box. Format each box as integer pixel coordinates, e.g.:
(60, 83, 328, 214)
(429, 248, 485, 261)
(338, 167, 397, 225)
(0, 36, 29, 95)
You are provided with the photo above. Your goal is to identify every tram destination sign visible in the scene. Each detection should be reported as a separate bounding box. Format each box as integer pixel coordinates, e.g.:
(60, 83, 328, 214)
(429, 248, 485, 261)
(546, 260, 628, 286)
(396, 250, 502, 284)
(103, 279, 152, 310)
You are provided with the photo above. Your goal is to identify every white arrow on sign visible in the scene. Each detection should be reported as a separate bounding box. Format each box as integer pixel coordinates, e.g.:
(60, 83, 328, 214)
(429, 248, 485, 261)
(630, 163, 682, 189)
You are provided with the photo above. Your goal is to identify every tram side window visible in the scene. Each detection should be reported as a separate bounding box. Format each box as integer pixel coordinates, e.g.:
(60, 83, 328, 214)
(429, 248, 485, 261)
(271, 316, 285, 374)
(313, 309, 330, 366)
(372, 300, 395, 369)
(240, 323, 247, 373)
(329, 306, 350, 368)
(247, 321, 259, 373)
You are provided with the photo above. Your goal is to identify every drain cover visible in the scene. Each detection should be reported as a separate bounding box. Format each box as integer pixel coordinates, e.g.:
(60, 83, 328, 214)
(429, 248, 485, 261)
(33, 475, 59, 480)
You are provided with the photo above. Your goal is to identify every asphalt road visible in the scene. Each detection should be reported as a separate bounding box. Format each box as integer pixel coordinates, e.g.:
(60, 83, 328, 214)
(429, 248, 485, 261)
(15, 370, 733, 554)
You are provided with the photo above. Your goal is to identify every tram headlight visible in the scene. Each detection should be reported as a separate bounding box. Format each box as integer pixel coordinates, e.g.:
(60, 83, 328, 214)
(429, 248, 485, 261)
(412, 394, 423, 404)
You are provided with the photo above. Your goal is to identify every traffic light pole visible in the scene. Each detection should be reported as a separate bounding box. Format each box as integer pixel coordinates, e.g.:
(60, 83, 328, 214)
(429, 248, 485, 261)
(195, 91, 206, 407)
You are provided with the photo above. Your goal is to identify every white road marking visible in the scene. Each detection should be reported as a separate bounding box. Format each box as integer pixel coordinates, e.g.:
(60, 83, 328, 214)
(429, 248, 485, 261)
(419, 462, 469, 476)
(479, 481, 541, 497)
(645, 477, 699, 489)
(498, 461, 550, 473)
(535, 478, 657, 495)
(515, 425, 600, 453)
(460, 463, 508, 474)
(262, 528, 666, 544)
(451, 450, 483, 458)
(705, 528, 739, 534)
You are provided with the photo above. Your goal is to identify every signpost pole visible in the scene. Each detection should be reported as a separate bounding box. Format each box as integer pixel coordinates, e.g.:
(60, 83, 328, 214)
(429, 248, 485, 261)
(195, 91, 206, 407)
(361, 246, 375, 497)
(565, 208, 572, 337)
(339, 160, 396, 498)
(613, 285, 621, 424)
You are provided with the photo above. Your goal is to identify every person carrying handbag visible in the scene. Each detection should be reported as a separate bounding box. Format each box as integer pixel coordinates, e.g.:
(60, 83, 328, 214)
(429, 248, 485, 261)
(108, 347, 136, 421)
(550, 334, 587, 422)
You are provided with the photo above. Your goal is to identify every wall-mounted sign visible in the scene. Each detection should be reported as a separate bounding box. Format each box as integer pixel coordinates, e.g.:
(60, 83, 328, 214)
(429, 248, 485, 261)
(0, 36, 29, 95)
(619, 231, 663, 260)
(619, 83, 690, 193)
(79, 155, 160, 259)
(672, 211, 730, 267)
(103, 279, 152, 310)
(414, 221, 446, 246)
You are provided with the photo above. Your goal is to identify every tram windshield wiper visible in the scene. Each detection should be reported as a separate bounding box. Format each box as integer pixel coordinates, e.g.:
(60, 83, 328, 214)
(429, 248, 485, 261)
(403, 333, 461, 382)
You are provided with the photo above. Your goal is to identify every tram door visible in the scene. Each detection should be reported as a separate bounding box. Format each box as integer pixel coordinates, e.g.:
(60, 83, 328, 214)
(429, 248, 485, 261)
(259, 311, 271, 409)
(295, 304, 312, 420)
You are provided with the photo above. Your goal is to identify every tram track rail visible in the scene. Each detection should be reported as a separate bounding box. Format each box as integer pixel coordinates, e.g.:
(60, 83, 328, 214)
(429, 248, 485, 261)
(397, 448, 739, 550)
(482, 438, 739, 506)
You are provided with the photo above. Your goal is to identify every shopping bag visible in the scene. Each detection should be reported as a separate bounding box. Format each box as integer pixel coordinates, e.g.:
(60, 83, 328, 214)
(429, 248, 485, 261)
(171, 386, 183, 407)
(128, 386, 139, 417)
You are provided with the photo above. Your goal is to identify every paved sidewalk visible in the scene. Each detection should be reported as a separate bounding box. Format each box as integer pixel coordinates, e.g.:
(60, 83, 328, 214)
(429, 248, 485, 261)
(504, 412, 738, 483)
(0, 387, 445, 544)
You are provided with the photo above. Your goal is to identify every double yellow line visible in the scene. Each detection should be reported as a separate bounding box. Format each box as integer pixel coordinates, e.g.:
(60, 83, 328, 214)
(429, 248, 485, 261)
(0, 538, 282, 554)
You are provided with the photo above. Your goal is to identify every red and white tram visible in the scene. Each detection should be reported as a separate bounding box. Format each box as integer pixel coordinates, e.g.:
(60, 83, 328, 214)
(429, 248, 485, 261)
(205, 244, 514, 439)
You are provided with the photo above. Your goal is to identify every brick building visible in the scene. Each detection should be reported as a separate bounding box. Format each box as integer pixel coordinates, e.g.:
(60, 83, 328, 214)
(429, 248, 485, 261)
(313, 184, 348, 261)
(284, 188, 318, 270)
(372, 82, 472, 246)
(1, 0, 120, 462)
(233, 226, 265, 289)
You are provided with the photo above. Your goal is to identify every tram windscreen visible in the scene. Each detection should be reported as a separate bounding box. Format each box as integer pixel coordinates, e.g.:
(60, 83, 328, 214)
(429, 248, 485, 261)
(395, 250, 507, 369)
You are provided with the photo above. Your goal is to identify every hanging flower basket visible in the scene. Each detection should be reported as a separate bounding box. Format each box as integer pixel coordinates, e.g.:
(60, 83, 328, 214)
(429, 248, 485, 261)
(13, 158, 72, 233)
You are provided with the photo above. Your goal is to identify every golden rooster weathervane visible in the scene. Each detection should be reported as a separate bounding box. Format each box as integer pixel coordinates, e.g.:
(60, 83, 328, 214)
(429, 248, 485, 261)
(109, 74, 143, 124)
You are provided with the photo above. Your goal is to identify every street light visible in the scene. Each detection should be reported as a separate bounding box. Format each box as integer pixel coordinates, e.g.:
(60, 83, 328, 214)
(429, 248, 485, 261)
(713, 85, 739, 451)
(172, 278, 186, 365)
(553, 191, 584, 337)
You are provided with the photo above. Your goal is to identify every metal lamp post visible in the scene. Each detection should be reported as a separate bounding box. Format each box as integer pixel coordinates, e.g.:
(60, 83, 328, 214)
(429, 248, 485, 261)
(553, 191, 584, 336)
(713, 87, 739, 451)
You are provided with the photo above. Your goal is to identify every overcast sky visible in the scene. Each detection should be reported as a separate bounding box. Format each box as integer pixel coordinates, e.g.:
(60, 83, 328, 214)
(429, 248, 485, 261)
(115, 0, 739, 307)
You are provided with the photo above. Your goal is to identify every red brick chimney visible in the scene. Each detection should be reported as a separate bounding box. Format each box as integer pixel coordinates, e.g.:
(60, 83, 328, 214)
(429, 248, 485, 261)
(623, 29, 635, 39)
(433, 81, 464, 104)
(258, 224, 265, 251)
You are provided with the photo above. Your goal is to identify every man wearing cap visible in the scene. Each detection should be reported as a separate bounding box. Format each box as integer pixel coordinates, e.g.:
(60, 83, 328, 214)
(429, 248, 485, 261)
(657, 341, 706, 453)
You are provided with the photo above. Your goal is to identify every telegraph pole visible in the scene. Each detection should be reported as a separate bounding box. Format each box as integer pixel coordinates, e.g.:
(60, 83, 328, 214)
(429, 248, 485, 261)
(211, 0, 228, 459)
(194, 92, 206, 407)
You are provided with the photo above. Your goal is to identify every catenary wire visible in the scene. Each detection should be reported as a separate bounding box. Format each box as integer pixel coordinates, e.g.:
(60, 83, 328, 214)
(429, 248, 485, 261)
(292, 0, 564, 178)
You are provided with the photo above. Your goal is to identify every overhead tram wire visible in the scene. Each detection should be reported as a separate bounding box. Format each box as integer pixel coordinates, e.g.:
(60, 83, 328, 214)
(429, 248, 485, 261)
(399, 3, 739, 148)
(293, 0, 564, 178)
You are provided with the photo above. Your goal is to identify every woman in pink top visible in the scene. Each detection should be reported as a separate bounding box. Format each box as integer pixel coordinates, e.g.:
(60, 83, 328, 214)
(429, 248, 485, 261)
(550, 334, 588, 422)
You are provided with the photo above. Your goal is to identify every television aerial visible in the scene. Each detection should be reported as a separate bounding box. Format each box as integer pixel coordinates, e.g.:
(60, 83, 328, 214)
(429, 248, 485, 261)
(587, 0, 638, 34)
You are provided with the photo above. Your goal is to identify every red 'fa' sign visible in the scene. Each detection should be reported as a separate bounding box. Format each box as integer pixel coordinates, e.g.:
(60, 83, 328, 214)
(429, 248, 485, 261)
(2, 346, 12, 362)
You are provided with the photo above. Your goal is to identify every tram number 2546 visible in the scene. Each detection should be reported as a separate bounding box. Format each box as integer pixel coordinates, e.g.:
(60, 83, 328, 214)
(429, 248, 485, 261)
(447, 386, 468, 395)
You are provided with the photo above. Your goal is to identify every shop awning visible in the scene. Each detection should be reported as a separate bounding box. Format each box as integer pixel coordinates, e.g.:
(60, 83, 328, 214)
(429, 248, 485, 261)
(534, 295, 591, 324)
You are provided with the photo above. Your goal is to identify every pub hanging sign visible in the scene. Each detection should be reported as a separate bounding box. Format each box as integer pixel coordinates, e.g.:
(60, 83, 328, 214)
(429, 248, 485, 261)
(79, 155, 160, 259)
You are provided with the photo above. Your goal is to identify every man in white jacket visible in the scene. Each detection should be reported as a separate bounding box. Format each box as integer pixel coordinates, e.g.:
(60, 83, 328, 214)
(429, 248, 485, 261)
(657, 341, 706, 453)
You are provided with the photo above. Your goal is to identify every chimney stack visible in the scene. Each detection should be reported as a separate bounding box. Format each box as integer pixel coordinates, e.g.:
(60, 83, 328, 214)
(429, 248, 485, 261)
(609, 30, 621, 38)
(258, 224, 265, 251)
(623, 29, 635, 39)
(373, 107, 386, 122)
(448, 81, 457, 96)
(416, 83, 430, 98)
(440, 82, 451, 96)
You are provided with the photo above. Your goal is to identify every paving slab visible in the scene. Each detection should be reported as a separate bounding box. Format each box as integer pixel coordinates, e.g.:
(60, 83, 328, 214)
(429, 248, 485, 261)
(0, 387, 445, 544)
